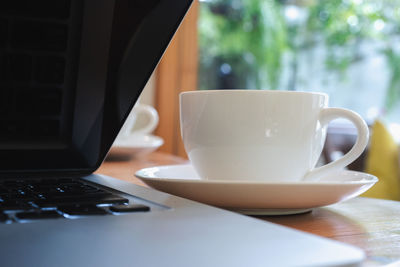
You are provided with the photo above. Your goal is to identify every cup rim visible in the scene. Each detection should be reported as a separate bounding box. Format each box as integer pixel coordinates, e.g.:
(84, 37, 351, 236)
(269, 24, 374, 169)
(180, 89, 328, 98)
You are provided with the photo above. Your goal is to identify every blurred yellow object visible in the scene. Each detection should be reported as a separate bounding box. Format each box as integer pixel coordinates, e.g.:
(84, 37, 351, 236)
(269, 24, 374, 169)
(363, 120, 400, 200)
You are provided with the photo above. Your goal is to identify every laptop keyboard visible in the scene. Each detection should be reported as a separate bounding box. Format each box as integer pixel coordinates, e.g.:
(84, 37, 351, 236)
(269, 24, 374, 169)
(0, 178, 150, 224)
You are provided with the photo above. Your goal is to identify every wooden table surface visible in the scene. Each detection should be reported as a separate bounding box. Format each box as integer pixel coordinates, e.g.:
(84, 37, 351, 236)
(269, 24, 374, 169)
(97, 152, 400, 266)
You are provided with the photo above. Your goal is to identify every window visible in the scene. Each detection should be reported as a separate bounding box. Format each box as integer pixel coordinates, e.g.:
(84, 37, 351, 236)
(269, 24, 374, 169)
(198, 0, 400, 130)
(155, 0, 400, 157)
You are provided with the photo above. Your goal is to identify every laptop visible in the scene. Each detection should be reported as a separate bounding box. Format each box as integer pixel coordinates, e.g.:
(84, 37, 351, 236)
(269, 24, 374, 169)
(0, 0, 365, 266)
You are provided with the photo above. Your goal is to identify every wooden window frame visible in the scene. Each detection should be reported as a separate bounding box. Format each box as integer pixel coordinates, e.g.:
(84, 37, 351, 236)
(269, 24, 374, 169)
(154, 1, 199, 158)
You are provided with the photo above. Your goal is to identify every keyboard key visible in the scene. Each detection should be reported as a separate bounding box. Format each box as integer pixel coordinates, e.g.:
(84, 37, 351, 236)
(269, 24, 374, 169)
(15, 210, 61, 220)
(59, 205, 108, 216)
(0, 200, 33, 212)
(110, 204, 150, 213)
(2, 191, 35, 201)
(11, 21, 68, 51)
(80, 185, 100, 193)
(41, 188, 98, 199)
(29, 185, 59, 193)
(34, 194, 129, 208)
(0, 178, 136, 223)
(60, 185, 99, 195)
(38, 190, 65, 199)
(28, 179, 77, 188)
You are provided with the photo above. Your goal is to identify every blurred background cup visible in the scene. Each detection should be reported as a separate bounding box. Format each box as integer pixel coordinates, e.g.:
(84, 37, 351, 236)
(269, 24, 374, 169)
(108, 103, 162, 161)
(118, 103, 159, 140)
(180, 90, 369, 182)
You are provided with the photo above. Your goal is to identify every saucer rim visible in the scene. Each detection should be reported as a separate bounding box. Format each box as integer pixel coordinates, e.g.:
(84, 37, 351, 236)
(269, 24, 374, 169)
(135, 164, 378, 186)
(113, 134, 164, 149)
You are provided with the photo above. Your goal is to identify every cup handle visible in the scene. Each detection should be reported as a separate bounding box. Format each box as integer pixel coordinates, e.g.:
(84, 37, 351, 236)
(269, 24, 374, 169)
(303, 107, 369, 181)
(132, 104, 159, 135)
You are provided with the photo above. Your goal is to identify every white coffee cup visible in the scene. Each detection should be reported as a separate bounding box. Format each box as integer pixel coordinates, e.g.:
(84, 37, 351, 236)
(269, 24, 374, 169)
(118, 103, 159, 139)
(180, 90, 369, 182)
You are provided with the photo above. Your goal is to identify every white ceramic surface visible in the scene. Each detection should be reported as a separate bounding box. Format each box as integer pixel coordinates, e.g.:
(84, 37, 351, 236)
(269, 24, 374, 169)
(135, 164, 378, 215)
(119, 103, 159, 139)
(180, 90, 369, 182)
(109, 134, 163, 158)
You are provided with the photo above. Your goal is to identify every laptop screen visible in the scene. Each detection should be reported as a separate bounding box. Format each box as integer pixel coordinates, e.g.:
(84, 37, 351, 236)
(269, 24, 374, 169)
(0, 0, 192, 177)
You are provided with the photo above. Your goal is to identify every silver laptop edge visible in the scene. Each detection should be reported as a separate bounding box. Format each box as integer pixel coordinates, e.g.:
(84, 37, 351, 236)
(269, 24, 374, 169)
(1, 175, 363, 267)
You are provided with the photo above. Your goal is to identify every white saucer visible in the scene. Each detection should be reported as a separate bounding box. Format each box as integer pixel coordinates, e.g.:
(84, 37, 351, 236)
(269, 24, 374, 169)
(108, 134, 163, 159)
(135, 164, 378, 215)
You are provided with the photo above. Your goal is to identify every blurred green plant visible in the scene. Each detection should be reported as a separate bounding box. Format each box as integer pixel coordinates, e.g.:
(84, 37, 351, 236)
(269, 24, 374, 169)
(305, 0, 400, 112)
(198, 0, 400, 112)
(198, 0, 287, 90)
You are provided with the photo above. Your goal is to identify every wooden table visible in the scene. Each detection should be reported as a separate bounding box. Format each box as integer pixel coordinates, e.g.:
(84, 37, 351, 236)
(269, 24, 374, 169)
(98, 152, 400, 266)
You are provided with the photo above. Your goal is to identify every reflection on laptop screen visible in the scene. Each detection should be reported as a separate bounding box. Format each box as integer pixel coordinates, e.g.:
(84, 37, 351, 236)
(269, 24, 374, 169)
(0, 0, 192, 176)
(0, 0, 79, 146)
